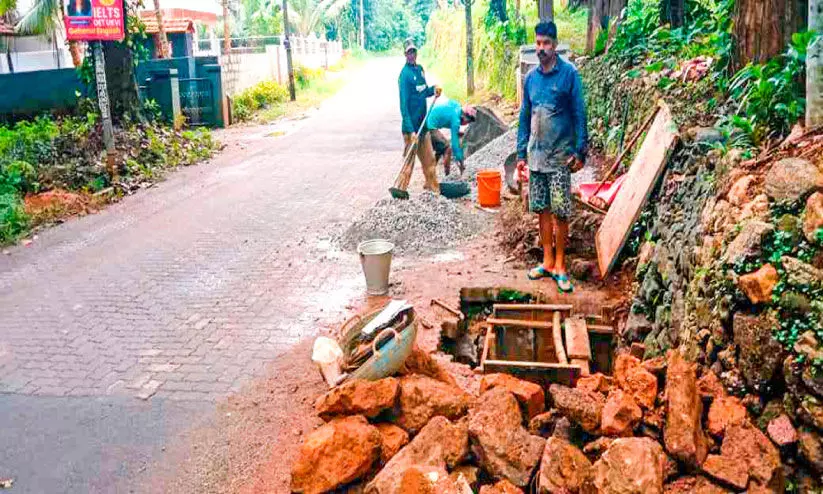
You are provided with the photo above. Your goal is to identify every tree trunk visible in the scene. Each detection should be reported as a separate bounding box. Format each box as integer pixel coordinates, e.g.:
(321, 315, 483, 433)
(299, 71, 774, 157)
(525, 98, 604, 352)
(68, 41, 83, 67)
(660, 0, 684, 27)
(538, 0, 553, 20)
(102, 40, 142, 121)
(153, 0, 171, 58)
(733, 0, 804, 68)
(466, 0, 474, 96)
(223, 0, 231, 55)
(587, 0, 608, 52)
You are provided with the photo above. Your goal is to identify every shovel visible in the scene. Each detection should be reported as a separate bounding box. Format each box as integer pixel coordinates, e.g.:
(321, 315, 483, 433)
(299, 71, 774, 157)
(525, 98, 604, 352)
(389, 95, 439, 200)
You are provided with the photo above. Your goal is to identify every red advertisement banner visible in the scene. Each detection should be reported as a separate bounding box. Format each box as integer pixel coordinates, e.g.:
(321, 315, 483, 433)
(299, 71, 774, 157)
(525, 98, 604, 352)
(64, 0, 125, 42)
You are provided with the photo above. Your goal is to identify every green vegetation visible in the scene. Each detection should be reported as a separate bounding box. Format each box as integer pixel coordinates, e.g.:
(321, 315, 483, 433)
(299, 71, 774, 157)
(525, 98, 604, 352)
(420, 1, 589, 102)
(0, 111, 216, 244)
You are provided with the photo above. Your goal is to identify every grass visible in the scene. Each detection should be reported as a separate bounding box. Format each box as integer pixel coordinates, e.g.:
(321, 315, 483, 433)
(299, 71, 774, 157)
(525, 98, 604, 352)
(255, 55, 368, 122)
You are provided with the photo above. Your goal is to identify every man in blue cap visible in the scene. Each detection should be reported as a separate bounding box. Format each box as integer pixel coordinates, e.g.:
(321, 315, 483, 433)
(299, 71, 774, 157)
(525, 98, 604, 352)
(398, 38, 441, 192)
(516, 20, 588, 293)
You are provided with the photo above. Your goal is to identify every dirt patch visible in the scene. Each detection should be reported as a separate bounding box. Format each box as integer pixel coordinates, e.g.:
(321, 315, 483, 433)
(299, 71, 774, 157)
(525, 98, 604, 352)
(23, 189, 101, 228)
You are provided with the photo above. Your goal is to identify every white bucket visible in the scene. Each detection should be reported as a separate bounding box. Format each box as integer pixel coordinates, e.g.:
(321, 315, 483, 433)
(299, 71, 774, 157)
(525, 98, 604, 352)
(357, 239, 394, 296)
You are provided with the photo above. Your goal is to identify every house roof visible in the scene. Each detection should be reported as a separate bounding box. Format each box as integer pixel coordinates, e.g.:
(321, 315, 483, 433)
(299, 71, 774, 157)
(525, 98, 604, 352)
(139, 12, 195, 34)
(0, 18, 14, 36)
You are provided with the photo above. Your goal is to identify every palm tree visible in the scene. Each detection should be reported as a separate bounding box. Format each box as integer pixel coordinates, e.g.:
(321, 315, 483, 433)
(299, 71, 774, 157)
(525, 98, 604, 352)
(8, 0, 84, 67)
(287, 0, 348, 37)
(153, 0, 170, 58)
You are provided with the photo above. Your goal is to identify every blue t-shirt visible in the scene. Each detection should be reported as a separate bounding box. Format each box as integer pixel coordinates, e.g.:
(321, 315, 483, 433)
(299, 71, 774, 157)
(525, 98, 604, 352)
(427, 98, 465, 162)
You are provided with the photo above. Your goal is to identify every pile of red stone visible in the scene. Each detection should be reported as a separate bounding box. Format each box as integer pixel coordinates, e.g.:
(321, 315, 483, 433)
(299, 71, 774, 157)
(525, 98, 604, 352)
(290, 349, 801, 493)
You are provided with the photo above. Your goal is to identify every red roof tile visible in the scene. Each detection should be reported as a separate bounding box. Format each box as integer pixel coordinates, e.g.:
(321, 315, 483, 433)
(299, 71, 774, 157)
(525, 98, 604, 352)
(138, 12, 195, 34)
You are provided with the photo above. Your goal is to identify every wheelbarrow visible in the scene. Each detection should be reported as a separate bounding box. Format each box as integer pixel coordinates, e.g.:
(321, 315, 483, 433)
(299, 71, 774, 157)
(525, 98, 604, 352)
(337, 307, 418, 383)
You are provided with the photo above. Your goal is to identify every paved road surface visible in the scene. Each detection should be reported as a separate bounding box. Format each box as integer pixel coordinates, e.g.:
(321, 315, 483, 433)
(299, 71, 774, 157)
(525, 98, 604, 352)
(0, 57, 407, 493)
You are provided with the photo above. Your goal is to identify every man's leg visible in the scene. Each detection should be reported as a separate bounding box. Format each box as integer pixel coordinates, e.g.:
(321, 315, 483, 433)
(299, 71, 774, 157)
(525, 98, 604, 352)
(553, 214, 568, 275)
(418, 133, 439, 192)
(539, 211, 555, 271)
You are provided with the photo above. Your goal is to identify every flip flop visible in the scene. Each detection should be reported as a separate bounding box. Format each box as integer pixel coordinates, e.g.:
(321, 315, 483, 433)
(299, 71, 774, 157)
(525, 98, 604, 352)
(528, 265, 551, 280)
(555, 273, 574, 293)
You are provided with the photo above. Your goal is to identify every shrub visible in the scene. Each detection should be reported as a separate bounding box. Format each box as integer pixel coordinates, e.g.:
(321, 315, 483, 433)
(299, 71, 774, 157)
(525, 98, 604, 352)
(233, 80, 290, 121)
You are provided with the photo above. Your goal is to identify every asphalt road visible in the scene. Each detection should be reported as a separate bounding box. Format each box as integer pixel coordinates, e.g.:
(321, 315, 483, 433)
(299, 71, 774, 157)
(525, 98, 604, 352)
(0, 57, 409, 493)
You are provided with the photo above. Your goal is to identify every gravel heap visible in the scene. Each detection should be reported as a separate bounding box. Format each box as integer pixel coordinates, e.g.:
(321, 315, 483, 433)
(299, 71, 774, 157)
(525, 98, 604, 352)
(337, 192, 484, 256)
(441, 128, 518, 184)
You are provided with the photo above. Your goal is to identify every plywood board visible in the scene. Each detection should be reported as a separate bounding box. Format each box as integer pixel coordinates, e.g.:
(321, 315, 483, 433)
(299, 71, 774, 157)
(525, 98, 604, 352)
(596, 101, 679, 276)
(564, 316, 591, 360)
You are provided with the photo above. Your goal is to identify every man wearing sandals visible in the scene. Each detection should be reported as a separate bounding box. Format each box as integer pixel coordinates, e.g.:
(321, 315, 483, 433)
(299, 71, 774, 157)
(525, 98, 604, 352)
(516, 20, 588, 293)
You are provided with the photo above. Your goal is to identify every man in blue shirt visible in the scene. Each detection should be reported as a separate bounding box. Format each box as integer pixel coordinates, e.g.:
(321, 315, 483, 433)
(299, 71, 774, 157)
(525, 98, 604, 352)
(516, 20, 588, 293)
(426, 98, 476, 175)
(399, 39, 441, 192)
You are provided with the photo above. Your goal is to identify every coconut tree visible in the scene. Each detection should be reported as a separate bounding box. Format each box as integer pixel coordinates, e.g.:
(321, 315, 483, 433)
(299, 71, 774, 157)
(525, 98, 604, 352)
(152, 0, 170, 58)
(287, 0, 349, 37)
(7, 0, 84, 67)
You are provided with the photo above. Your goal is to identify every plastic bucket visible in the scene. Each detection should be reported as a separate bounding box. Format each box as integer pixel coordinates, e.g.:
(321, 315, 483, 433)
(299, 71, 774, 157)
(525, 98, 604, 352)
(357, 239, 394, 296)
(477, 169, 502, 207)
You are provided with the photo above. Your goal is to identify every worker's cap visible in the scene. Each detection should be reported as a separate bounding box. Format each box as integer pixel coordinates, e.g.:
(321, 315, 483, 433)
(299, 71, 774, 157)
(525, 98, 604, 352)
(404, 38, 418, 53)
(462, 105, 477, 121)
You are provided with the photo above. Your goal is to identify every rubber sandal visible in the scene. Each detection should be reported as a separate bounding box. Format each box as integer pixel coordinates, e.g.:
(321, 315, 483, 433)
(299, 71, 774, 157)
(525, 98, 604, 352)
(555, 273, 574, 293)
(528, 265, 550, 280)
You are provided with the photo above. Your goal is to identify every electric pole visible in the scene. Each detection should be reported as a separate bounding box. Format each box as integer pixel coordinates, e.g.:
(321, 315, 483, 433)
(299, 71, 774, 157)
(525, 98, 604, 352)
(282, 0, 296, 101)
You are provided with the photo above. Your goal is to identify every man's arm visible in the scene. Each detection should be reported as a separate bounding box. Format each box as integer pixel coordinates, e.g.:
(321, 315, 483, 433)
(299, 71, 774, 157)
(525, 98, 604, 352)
(517, 74, 532, 160)
(399, 71, 413, 134)
(570, 70, 588, 162)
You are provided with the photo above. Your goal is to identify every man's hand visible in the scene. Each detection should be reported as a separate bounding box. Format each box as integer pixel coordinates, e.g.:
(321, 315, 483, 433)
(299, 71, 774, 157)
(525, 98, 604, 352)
(566, 155, 584, 173)
(516, 160, 529, 183)
(434, 86, 443, 98)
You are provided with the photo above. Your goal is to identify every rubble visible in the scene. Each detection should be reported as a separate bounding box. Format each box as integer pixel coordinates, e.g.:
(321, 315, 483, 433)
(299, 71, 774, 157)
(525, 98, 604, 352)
(723, 220, 773, 264)
(366, 416, 469, 494)
(709, 423, 784, 491)
(529, 410, 560, 437)
(798, 428, 823, 474)
(479, 373, 545, 419)
(763, 157, 822, 203)
(732, 312, 785, 391)
(468, 388, 546, 487)
(706, 396, 747, 437)
(576, 372, 613, 395)
(478, 479, 523, 494)
(375, 423, 410, 464)
(291, 415, 382, 493)
(338, 191, 484, 256)
(549, 384, 604, 434)
(803, 191, 823, 242)
(766, 415, 797, 446)
(537, 437, 592, 493)
(391, 375, 471, 434)
(696, 371, 726, 400)
(314, 378, 399, 419)
(737, 264, 778, 304)
(663, 351, 709, 467)
(586, 437, 666, 494)
(601, 389, 642, 436)
(613, 354, 658, 410)
(664, 475, 732, 493)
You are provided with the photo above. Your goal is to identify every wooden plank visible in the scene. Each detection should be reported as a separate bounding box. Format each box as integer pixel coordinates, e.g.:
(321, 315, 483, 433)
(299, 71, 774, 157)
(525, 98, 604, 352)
(596, 100, 679, 276)
(571, 358, 590, 376)
(483, 360, 581, 370)
(480, 327, 494, 371)
(493, 304, 574, 312)
(565, 316, 592, 360)
(588, 324, 615, 334)
(487, 318, 555, 329)
(552, 311, 568, 364)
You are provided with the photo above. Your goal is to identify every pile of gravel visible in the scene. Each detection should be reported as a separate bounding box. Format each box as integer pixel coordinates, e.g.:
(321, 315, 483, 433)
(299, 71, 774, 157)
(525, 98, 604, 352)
(441, 128, 518, 183)
(337, 192, 484, 256)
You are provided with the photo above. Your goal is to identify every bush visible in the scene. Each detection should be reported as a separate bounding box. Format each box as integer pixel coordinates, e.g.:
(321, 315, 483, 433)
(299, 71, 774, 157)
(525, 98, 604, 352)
(0, 189, 27, 243)
(294, 65, 324, 89)
(232, 80, 290, 121)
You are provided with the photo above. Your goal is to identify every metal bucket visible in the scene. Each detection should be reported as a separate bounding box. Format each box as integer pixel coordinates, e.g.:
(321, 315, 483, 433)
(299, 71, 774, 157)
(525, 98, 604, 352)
(357, 239, 394, 295)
